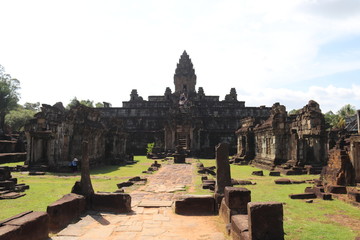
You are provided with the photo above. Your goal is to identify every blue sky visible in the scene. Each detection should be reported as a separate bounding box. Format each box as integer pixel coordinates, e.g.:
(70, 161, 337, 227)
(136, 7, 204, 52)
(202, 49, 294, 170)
(0, 0, 359, 113)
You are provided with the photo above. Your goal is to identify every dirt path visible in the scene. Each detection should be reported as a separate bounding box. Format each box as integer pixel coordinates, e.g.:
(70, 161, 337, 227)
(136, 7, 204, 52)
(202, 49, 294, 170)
(49, 160, 227, 240)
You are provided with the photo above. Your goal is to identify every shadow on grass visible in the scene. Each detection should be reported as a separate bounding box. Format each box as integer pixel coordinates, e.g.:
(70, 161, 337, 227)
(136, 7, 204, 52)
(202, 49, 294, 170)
(47, 161, 141, 177)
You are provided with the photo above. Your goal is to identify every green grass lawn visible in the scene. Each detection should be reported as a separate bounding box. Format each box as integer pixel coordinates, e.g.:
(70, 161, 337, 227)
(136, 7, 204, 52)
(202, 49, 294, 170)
(196, 159, 360, 240)
(0, 156, 153, 220)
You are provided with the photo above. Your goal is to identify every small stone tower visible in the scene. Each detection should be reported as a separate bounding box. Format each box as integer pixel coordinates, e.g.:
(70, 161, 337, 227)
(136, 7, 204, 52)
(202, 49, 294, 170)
(174, 50, 197, 94)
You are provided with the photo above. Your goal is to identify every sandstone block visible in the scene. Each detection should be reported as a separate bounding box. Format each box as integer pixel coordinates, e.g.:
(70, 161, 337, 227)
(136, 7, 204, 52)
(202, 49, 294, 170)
(47, 193, 86, 232)
(248, 202, 284, 240)
(175, 195, 215, 215)
(91, 193, 131, 213)
(224, 187, 251, 214)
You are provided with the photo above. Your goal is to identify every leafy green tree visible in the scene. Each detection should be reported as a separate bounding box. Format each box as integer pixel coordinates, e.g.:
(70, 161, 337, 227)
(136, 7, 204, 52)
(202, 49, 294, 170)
(5, 105, 36, 131)
(324, 104, 357, 130)
(288, 109, 300, 115)
(0, 65, 20, 133)
(337, 104, 356, 118)
(66, 97, 94, 109)
(95, 102, 104, 108)
(23, 102, 40, 112)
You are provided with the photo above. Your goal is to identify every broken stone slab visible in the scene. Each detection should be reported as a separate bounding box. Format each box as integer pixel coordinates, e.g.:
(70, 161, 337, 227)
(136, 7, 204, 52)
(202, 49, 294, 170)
(197, 167, 216, 176)
(91, 193, 131, 214)
(326, 185, 347, 194)
(0, 180, 15, 190)
(201, 175, 208, 181)
(269, 171, 281, 176)
(230, 214, 249, 240)
(318, 193, 332, 200)
(289, 193, 317, 199)
(304, 187, 315, 193)
(274, 178, 292, 184)
(174, 195, 216, 215)
(0, 192, 26, 199)
(47, 193, 86, 233)
(1, 211, 49, 240)
(224, 187, 251, 214)
(248, 202, 284, 240)
(116, 181, 134, 188)
(251, 171, 264, 176)
(28, 171, 46, 176)
(215, 143, 231, 196)
(291, 180, 306, 184)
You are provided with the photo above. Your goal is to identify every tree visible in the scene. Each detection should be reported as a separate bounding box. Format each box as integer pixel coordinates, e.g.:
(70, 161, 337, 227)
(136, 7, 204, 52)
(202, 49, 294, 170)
(24, 102, 40, 112)
(66, 97, 94, 109)
(0, 65, 20, 133)
(95, 102, 104, 108)
(337, 104, 356, 118)
(324, 104, 357, 130)
(5, 105, 36, 131)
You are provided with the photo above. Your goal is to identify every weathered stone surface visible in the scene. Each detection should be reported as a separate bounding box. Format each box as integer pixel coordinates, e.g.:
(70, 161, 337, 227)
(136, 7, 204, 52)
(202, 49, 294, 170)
(174, 195, 215, 215)
(289, 193, 317, 199)
(224, 187, 251, 214)
(238, 101, 327, 171)
(47, 193, 86, 232)
(326, 185, 347, 194)
(91, 193, 131, 213)
(231, 214, 249, 240)
(348, 191, 360, 202)
(251, 171, 263, 176)
(116, 181, 134, 188)
(2, 211, 49, 240)
(274, 178, 292, 184)
(215, 143, 232, 196)
(0, 225, 21, 240)
(269, 171, 281, 176)
(322, 148, 355, 186)
(248, 202, 284, 240)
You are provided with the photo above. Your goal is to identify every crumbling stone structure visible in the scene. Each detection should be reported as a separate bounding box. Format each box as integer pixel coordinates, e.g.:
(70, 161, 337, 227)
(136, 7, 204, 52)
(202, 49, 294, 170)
(25, 51, 271, 167)
(25, 103, 127, 170)
(236, 100, 327, 171)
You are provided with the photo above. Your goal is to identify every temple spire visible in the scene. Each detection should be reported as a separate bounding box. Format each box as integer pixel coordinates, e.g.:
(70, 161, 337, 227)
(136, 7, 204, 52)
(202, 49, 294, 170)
(174, 50, 197, 94)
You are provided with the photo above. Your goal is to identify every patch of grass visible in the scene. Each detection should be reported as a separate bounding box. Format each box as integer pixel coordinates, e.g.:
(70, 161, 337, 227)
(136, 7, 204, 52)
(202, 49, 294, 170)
(197, 160, 360, 240)
(0, 160, 25, 167)
(0, 156, 153, 220)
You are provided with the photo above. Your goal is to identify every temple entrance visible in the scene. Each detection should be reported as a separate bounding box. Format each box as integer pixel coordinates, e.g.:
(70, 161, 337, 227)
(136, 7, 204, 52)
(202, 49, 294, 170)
(176, 125, 191, 150)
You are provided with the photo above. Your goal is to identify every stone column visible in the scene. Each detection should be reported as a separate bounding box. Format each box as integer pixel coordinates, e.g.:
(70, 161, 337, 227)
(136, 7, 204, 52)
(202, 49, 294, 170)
(215, 143, 232, 208)
(80, 141, 94, 197)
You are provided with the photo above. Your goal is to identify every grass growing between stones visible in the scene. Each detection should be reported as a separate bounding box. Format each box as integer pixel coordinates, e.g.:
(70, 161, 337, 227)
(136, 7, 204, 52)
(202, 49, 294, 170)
(197, 159, 360, 240)
(0, 156, 154, 220)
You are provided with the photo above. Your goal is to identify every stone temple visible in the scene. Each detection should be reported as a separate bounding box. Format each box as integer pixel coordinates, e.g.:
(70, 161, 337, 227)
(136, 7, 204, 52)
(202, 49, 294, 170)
(25, 51, 272, 169)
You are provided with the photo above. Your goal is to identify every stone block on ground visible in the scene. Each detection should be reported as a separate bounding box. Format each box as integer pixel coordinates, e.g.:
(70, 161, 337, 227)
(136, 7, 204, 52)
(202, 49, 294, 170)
(1, 211, 49, 240)
(251, 171, 263, 176)
(116, 181, 134, 188)
(248, 202, 284, 240)
(224, 187, 251, 214)
(47, 193, 86, 232)
(274, 178, 292, 184)
(269, 171, 281, 176)
(91, 193, 131, 213)
(289, 193, 317, 199)
(174, 195, 215, 215)
(326, 185, 347, 194)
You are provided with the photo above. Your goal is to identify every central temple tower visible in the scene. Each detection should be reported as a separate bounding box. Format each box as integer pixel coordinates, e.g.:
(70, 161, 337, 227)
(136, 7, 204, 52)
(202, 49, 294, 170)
(174, 50, 197, 94)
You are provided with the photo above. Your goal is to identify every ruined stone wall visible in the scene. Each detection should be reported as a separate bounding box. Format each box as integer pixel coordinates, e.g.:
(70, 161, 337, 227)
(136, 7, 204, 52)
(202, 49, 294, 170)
(25, 103, 127, 170)
(238, 101, 327, 169)
(350, 135, 360, 183)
